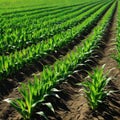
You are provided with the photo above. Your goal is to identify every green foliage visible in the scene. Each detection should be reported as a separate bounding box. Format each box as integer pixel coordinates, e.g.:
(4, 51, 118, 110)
(0, 0, 101, 9)
(4, 0, 116, 119)
(81, 65, 112, 109)
(0, 2, 101, 54)
(6, 0, 116, 119)
(4, 77, 55, 120)
(0, 1, 112, 81)
(114, 1, 120, 67)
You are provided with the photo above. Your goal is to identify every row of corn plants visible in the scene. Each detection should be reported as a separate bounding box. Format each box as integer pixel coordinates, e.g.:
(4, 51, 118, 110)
(1, 0, 87, 15)
(81, 1, 117, 109)
(0, 1, 102, 47)
(1, 2, 86, 18)
(5, 2, 116, 119)
(0, 2, 113, 81)
(114, 1, 120, 67)
(1, 4, 77, 27)
(1, 0, 104, 28)
(0, 2, 98, 42)
(0, 2, 112, 81)
(2, 0, 103, 19)
(0, 0, 110, 38)
(1, 5, 56, 16)
(1, 4, 74, 19)
(0, 1, 94, 29)
(0, 2, 97, 44)
(79, 65, 112, 110)
(2, 5, 70, 17)
(0, 2, 107, 55)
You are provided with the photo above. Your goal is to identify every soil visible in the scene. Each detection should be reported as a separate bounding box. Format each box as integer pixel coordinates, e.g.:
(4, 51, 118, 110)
(0, 3, 120, 120)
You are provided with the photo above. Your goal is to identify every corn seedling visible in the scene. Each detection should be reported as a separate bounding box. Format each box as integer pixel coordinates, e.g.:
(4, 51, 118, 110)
(81, 65, 112, 110)
(4, 77, 55, 120)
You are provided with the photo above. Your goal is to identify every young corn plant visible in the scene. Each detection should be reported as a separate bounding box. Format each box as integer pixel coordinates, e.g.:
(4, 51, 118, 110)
(4, 76, 55, 120)
(81, 65, 112, 110)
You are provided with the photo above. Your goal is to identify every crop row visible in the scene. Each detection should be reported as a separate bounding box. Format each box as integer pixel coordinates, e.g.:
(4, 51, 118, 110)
(0, 2, 112, 81)
(118, 1, 120, 53)
(0, 1, 100, 38)
(0, 5, 80, 31)
(1, 5, 75, 19)
(0, 2, 107, 55)
(6, 2, 116, 119)
(2, 0, 105, 18)
(1, 2, 86, 18)
(0, 1, 95, 26)
(1, 4, 76, 25)
(1, 0, 111, 33)
(114, 1, 120, 67)
(3, 2, 101, 29)
(0, 2, 98, 36)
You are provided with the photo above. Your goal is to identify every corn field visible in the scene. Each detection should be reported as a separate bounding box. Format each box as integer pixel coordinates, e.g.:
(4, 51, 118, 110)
(0, 0, 120, 120)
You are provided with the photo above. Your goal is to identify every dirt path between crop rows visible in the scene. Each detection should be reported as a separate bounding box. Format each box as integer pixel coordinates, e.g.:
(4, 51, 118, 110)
(49, 7, 120, 120)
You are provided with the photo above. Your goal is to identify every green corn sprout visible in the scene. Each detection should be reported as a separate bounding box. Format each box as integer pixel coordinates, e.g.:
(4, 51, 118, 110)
(4, 76, 55, 120)
(81, 65, 112, 110)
